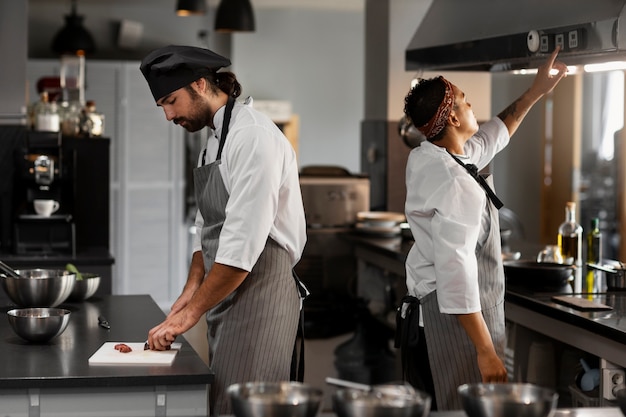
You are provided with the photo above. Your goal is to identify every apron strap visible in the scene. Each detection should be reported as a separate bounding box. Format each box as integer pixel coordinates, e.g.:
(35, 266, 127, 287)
(290, 270, 308, 382)
(201, 96, 236, 165)
(447, 151, 504, 210)
(395, 295, 421, 380)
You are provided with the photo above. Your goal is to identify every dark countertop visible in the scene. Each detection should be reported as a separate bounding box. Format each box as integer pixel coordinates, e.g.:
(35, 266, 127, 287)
(343, 231, 626, 347)
(0, 293, 214, 389)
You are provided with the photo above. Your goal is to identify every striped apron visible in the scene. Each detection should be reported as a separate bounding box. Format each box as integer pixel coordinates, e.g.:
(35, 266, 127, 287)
(421, 174, 506, 410)
(193, 98, 301, 416)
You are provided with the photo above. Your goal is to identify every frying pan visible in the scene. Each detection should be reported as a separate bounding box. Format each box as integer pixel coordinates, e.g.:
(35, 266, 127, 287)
(503, 260, 575, 291)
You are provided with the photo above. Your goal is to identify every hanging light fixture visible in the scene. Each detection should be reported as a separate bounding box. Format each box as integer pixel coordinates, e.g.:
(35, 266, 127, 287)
(51, 0, 96, 56)
(215, 0, 256, 32)
(176, 0, 206, 16)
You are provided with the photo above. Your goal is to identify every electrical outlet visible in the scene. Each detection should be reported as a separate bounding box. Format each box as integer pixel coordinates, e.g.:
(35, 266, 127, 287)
(602, 368, 626, 400)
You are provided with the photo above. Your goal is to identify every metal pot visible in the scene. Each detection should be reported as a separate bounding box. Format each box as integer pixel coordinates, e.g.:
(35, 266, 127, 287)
(587, 260, 626, 291)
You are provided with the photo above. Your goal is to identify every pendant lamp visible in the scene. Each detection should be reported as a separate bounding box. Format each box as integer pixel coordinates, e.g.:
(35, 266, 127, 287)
(176, 0, 206, 16)
(51, 0, 96, 56)
(215, 0, 256, 32)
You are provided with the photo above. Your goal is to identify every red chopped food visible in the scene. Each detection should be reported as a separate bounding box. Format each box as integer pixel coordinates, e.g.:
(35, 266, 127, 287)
(114, 343, 132, 353)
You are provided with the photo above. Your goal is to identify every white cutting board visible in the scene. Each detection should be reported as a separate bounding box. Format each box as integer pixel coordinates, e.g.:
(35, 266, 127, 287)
(88, 342, 182, 366)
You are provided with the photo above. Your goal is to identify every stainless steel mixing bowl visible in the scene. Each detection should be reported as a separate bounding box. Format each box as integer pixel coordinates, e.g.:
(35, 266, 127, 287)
(67, 273, 100, 301)
(616, 388, 626, 416)
(7, 307, 71, 343)
(333, 384, 431, 417)
(458, 383, 558, 417)
(228, 381, 323, 417)
(1, 269, 75, 307)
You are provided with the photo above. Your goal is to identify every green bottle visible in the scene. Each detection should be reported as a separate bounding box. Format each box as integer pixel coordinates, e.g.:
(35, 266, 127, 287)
(586, 218, 602, 293)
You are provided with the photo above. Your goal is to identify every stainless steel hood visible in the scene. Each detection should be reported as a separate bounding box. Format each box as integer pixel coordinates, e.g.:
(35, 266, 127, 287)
(406, 0, 626, 71)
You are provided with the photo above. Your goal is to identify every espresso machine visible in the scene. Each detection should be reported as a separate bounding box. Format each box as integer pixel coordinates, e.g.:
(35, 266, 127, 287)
(12, 131, 76, 256)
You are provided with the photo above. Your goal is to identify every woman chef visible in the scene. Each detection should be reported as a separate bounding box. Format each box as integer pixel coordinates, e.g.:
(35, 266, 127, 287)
(397, 48, 567, 410)
(139, 45, 308, 416)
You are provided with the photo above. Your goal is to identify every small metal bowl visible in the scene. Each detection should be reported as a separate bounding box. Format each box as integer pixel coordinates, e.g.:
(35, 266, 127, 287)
(1, 269, 75, 307)
(333, 384, 431, 417)
(616, 388, 626, 416)
(458, 383, 558, 417)
(228, 381, 323, 417)
(7, 308, 71, 343)
(67, 273, 101, 301)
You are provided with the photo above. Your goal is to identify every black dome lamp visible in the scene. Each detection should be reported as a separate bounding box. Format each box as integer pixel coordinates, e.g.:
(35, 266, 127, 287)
(215, 0, 256, 32)
(51, 0, 96, 56)
(176, 0, 207, 16)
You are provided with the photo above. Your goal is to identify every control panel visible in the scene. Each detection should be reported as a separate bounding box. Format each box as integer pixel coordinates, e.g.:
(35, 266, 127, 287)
(527, 27, 586, 53)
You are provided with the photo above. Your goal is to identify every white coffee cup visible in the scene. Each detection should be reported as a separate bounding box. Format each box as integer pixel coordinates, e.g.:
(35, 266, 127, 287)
(33, 199, 60, 217)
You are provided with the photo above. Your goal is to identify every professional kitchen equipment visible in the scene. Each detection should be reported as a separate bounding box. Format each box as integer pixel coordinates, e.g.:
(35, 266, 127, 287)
(296, 166, 369, 338)
(7, 307, 71, 343)
(503, 260, 575, 291)
(406, 0, 626, 72)
(67, 272, 101, 301)
(458, 383, 558, 417)
(332, 383, 430, 417)
(7, 131, 110, 256)
(299, 166, 370, 228)
(0, 269, 75, 307)
(588, 260, 626, 290)
(227, 381, 323, 417)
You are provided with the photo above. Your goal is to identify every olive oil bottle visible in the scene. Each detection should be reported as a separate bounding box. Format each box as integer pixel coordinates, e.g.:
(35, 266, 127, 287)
(558, 202, 582, 292)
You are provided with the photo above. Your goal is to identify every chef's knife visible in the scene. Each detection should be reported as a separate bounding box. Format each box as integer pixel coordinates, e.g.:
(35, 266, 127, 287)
(98, 316, 111, 329)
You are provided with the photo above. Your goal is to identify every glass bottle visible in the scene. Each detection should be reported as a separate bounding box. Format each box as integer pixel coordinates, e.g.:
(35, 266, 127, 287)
(557, 202, 583, 292)
(80, 100, 105, 137)
(59, 89, 83, 137)
(586, 217, 602, 293)
(34, 91, 60, 132)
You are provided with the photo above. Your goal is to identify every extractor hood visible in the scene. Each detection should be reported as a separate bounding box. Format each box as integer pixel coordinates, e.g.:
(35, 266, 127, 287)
(406, 0, 626, 71)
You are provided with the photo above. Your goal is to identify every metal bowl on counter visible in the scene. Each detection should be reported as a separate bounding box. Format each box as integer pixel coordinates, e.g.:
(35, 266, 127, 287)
(503, 260, 575, 291)
(616, 388, 626, 416)
(458, 383, 558, 417)
(7, 307, 71, 343)
(228, 381, 323, 417)
(1, 269, 76, 307)
(67, 273, 101, 301)
(333, 384, 431, 417)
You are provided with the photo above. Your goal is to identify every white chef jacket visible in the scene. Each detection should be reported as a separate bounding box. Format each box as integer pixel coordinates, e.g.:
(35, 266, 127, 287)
(192, 97, 306, 272)
(404, 117, 509, 314)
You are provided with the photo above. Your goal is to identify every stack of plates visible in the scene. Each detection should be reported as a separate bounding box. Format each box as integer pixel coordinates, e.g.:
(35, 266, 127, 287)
(354, 211, 406, 237)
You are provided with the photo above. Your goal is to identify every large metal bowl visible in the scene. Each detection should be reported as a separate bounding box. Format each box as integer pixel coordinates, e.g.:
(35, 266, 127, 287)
(458, 383, 558, 417)
(7, 307, 71, 343)
(1, 269, 76, 307)
(228, 381, 323, 417)
(67, 273, 100, 301)
(616, 388, 626, 416)
(333, 384, 431, 417)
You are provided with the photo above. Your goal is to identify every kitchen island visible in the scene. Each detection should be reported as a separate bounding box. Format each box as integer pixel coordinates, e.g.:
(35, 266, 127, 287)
(343, 232, 626, 407)
(0, 293, 213, 416)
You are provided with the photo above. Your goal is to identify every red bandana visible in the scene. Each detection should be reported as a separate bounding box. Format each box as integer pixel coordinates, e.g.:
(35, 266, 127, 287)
(417, 77, 454, 140)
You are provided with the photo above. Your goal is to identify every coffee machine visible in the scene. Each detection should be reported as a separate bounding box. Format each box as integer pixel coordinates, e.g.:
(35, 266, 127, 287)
(12, 131, 76, 256)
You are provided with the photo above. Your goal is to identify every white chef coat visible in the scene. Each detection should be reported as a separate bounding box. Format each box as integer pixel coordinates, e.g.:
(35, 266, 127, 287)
(192, 97, 306, 272)
(404, 117, 509, 314)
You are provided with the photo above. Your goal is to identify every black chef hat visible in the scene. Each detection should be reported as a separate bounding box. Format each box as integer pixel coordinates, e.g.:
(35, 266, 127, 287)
(140, 45, 231, 102)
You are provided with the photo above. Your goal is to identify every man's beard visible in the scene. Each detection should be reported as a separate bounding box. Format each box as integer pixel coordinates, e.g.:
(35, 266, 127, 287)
(175, 92, 211, 132)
